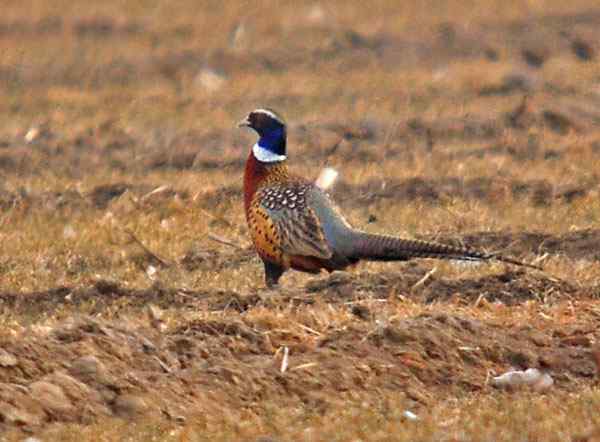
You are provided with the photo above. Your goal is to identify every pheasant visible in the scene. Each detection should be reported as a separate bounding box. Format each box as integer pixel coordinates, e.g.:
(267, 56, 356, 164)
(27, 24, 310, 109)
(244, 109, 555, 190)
(238, 108, 540, 287)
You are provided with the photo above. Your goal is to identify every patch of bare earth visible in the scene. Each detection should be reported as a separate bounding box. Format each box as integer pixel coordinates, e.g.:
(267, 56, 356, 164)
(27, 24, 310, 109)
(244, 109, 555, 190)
(0, 294, 598, 433)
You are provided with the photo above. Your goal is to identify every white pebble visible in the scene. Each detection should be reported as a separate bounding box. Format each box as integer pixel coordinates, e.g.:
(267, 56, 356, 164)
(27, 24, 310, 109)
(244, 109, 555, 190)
(491, 368, 553, 391)
(146, 265, 158, 280)
(24, 127, 40, 143)
(403, 410, 419, 421)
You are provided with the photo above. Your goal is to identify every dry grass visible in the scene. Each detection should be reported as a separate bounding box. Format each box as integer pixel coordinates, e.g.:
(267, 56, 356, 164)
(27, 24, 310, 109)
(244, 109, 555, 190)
(2, 390, 598, 442)
(2, 0, 600, 440)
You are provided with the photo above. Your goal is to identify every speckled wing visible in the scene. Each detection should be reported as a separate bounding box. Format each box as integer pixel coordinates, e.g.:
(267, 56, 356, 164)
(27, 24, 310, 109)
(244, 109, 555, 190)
(256, 182, 333, 260)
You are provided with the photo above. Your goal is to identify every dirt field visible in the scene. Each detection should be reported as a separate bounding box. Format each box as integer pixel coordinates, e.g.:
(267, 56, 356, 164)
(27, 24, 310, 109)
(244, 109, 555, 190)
(1, 1, 600, 440)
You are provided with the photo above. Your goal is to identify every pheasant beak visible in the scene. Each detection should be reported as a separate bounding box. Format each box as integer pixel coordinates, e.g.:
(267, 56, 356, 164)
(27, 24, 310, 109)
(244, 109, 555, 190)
(237, 117, 250, 128)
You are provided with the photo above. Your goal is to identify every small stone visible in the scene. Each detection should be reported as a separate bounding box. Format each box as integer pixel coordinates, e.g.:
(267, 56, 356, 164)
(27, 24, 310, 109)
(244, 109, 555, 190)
(0, 348, 18, 367)
(113, 394, 149, 418)
(24, 127, 40, 143)
(145, 265, 158, 280)
(29, 381, 73, 414)
(491, 368, 553, 392)
(402, 410, 419, 421)
(533, 372, 554, 391)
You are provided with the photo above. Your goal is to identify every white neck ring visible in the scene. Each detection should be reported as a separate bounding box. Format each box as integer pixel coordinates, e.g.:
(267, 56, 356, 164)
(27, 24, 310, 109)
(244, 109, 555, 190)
(252, 143, 286, 163)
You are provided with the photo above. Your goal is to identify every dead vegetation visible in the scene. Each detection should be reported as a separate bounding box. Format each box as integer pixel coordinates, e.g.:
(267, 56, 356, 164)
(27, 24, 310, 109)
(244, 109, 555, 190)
(2, 0, 600, 440)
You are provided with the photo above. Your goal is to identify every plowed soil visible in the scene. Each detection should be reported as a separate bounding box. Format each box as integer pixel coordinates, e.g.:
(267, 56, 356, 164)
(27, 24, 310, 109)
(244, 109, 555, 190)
(2, 1, 600, 440)
(1, 249, 599, 434)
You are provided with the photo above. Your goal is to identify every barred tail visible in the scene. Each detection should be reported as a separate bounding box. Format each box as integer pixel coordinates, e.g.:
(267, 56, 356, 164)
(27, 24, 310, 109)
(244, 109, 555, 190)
(349, 231, 541, 270)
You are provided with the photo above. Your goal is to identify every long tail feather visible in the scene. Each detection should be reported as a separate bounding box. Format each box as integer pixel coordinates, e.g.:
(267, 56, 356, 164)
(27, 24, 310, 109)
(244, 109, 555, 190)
(349, 231, 541, 270)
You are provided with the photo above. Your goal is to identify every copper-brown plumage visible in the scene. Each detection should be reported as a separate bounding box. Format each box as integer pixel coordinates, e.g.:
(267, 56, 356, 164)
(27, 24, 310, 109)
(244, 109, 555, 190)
(244, 150, 335, 281)
(239, 108, 541, 287)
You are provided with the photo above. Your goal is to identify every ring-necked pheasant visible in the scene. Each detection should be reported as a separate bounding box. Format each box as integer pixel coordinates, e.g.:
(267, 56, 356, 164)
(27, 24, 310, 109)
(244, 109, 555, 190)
(238, 108, 540, 287)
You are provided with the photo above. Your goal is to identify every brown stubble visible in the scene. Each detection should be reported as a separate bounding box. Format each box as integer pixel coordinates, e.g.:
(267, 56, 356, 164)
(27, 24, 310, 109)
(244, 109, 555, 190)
(2, 0, 600, 440)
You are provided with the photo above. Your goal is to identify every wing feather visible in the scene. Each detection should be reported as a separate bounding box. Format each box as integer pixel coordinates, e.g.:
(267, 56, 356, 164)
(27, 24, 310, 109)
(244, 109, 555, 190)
(256, 183, 333, 260)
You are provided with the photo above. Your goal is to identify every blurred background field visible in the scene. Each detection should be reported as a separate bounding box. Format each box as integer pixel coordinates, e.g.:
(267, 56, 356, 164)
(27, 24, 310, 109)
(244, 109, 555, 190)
(1, 1, 600, 440)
